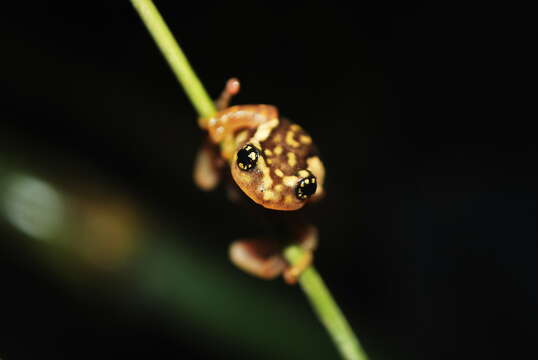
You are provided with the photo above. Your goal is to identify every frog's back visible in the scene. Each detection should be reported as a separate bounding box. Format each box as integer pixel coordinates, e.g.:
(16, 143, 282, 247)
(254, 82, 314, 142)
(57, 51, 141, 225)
(259, 118, 318, 180)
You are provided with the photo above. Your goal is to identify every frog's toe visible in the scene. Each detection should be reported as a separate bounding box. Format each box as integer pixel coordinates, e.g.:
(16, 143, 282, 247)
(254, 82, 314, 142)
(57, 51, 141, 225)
(283, 249, 313, 285)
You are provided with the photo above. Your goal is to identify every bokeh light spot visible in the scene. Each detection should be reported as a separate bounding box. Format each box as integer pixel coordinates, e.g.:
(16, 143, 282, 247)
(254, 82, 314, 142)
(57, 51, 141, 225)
(1, 174, 65, 241)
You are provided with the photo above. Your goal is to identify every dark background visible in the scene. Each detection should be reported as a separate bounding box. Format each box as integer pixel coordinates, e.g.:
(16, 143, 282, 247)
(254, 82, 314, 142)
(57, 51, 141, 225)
(1, 1, 536, 359)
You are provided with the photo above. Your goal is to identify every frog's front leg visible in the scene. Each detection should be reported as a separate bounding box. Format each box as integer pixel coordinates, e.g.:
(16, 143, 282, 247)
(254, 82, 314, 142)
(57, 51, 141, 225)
(193, 78, 241, 190)
(193, 139, 224, 191)
(229, 224, 318, 284)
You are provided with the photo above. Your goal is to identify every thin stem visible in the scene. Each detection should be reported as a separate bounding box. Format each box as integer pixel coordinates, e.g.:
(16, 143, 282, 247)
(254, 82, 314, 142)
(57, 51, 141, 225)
(130, 0, 216, 119)
(284, 246, 369, 360)
(130, 1, 369, 359)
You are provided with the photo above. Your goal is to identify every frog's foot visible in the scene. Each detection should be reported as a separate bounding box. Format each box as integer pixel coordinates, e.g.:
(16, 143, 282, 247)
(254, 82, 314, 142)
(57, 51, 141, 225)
(193, 140, 223, 191)
(229, 237, 287, 280)
(283, 250, 313, 284)
(283, 224, 318, 285)
(216, 78, 240, 110)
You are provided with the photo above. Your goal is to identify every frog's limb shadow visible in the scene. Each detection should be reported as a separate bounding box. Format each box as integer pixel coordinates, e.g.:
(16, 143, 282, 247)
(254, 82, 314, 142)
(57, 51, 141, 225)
(229, 224, 318, 284)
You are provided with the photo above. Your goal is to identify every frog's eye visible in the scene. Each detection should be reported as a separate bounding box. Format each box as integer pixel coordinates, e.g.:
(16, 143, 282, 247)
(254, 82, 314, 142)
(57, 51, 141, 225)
(236, 144, 260, 171)
(295, 171, 317, 200)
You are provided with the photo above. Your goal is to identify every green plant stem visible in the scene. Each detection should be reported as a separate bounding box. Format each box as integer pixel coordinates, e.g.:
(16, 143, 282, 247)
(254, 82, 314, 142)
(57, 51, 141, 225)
(284, 246, 368, 360)
(130, 0, 216, 118)
(130, 1, 369, 359)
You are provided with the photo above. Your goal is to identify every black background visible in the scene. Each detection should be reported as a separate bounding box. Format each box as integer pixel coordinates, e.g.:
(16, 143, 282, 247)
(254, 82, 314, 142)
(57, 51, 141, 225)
(1, 1, 536, 359)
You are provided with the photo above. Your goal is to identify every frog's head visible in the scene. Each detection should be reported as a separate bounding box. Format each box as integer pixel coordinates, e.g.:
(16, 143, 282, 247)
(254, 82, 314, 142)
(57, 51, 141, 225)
(230, 119, 325, 211)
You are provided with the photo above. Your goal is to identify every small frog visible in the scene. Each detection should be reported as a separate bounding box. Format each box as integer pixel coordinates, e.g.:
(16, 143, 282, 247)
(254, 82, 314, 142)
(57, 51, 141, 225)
(193, 79, 326, 283)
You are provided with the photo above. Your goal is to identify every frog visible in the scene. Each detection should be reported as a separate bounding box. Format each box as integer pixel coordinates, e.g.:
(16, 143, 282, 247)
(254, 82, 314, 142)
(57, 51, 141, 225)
(193, 78, 326, 284)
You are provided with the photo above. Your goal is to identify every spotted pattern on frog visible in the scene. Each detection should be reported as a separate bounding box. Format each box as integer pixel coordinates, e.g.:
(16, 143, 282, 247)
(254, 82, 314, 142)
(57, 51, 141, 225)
(230, 117, 324, 210)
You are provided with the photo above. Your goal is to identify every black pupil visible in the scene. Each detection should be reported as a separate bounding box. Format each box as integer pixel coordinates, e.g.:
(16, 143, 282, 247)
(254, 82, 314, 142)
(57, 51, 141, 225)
(237, 144, 259, 171)
(296, 173, 317, 200)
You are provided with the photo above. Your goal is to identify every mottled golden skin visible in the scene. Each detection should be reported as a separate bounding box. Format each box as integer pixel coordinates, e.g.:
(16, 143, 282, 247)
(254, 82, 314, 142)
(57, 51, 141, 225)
(194, 78, 324, 283)
(205, 105, 325, 211)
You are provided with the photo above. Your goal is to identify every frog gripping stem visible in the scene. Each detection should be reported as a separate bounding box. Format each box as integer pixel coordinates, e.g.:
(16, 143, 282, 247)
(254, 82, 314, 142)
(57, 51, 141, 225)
(198, 78, 241, 129)
(130, 1, 369, 359)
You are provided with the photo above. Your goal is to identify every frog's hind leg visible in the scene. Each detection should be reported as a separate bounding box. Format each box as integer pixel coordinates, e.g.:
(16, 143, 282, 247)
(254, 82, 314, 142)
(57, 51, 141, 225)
(229, 237, 287, 280)
(193, 139, 224, 191)
(229, 225, 319, 283)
